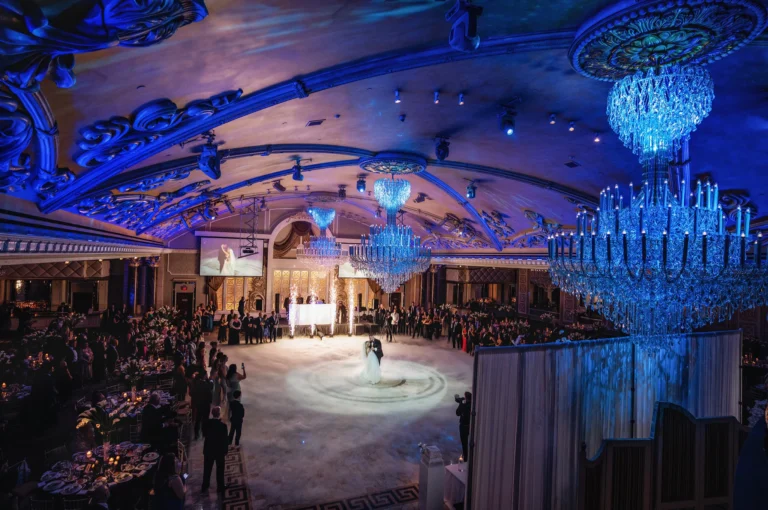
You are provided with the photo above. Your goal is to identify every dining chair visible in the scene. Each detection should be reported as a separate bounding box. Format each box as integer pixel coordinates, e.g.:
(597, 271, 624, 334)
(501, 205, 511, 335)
(158, 378, 173, 390)
(129, 424, 141, 443)
(105, 384, 119, 394)
(176, 440, 187, 473)
(30, 498, 56, 510)
(63, 497, 91, 509)
(144, 375, 158, 389)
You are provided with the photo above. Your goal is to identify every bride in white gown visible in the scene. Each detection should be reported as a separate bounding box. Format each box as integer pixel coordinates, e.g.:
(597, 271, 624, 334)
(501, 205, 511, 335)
(361, 340, 381, 384)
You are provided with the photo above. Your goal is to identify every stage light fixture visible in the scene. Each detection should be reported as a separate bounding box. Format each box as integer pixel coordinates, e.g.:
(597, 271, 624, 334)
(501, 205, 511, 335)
(446, 0, 484, 52)
(292, 163, 304, 181)
(434, 90, 440, 104)
(338, 185, 347, 200)
(356, 176, 366, 193)
(259, 197, 267, 210)
(593, 132, 601, 143)
(569, 121, 575, 132)
(549, 114, 556, 125)
(394, 89, 401, 104)
(273, 180, 286, 192)
(223, 199, 235, 214)
(435, 137, 450, 161)
(466, 181, 477, 199)
(458, 93, 465, 105)
(499, 110, 516, 136)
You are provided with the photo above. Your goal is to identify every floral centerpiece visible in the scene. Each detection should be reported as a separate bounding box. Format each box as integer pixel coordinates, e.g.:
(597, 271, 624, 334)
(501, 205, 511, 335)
(123, 359, 142, 398)
(77, 405, 121, 456)
(539, 312, 556, 323)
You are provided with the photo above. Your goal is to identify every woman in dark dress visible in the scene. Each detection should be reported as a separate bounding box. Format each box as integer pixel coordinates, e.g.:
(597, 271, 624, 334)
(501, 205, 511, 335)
(218, 314, 228, 342)
(152, 453, 185, 510)
(228, 315, 242, 345)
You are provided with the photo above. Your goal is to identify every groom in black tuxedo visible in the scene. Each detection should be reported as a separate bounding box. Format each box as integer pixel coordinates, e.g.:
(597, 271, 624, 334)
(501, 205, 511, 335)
(371, 336, 384, 365)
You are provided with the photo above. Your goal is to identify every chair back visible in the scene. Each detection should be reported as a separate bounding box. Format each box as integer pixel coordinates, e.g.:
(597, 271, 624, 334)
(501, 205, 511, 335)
(105, 384, 119, 393)
(130, 424, 141, 443)
(63, 497, 91, 509)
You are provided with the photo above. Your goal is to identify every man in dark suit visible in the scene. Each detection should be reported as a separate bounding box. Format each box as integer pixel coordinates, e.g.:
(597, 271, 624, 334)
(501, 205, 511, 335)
(237, 296, 245, 318)
(202, 406, 229, 493)
(243, 314, 252, 344)
(266, 312, 277, 342)
(140, 392, 176, 451)
(228, 390, 245, 446)
(450, 318, 462, 349)
(254, 313, 263, 343)
(456, 391, 472, 462)
(371, 336, 384, 365)
(192, 373, 214, 440)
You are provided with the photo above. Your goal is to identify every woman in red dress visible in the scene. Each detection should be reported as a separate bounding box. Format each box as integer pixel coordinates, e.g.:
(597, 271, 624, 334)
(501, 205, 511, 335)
(462, 324, 468, 353)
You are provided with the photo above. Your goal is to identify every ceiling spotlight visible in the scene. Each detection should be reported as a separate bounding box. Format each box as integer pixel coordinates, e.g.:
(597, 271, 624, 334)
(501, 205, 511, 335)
(569, 121, 575, 132)
(338, 184, 347, 200)
(356, 175, 366, 193)
(434, 90, 440, 104)
(499, 109, 516, 136)
(201, 202, 217, 221)
(549, 114, 556, 125)
(291, 162, 304, 181)
(593, 132, 601, 143)
(394, 89, 401, 104)
(458, 93, 465, 106)
(466, 181, 477, 199)
(374, 207, 382, 219)
(273, 180, 286, 192)
(435, 136, 450, 161)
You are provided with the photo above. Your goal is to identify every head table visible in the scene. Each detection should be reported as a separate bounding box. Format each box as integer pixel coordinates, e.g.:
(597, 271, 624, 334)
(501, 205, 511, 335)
(37, 442, 159, 497)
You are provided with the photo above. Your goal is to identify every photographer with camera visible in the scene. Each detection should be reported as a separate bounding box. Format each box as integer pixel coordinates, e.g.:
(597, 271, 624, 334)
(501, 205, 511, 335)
(455, 391, 472, 462)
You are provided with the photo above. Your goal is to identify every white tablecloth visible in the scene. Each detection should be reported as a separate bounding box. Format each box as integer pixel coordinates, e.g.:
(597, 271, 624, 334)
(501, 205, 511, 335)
(290, 303, 335, 325)
(444, 463, 468, 508)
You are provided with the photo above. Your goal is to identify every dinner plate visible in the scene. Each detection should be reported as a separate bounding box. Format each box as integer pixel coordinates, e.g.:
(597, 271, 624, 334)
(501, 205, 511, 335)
(43, 480, 65, 492)
(114, 472, 133, 483)
(41, 471, 62, 482)
(142, 452, 159, 462)
(60, 484, 82, 496)
(119, 441, 133, 448)
(51, 461, 72, 471)
(136, 462, 153, 471)
(72, 453, 87, 462)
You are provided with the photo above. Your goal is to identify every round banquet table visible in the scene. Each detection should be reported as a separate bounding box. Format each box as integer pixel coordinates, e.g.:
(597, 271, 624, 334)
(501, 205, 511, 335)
(36, 443, 160, 510)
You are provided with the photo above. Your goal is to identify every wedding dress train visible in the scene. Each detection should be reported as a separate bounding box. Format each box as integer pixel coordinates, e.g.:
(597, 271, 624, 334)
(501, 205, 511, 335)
(361, 341, 381, 384)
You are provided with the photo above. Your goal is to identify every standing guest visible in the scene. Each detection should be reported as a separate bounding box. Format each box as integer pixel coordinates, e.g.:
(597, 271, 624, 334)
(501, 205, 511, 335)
(152, 453, 185, 510)
(384, 312, 393, 343)
(55, 360, 74, 402)
(228, 390, 245, 447)
(192, 374, 213, 440)
(201, 406, 229, 493)
(225, 363, 246, 402)
(208, 342, 218, 369)
(172, 365, 188, 402)
(217, 314, 228, 343)
(91, 337, 106, 383)
(238, 296, 245, 319)
(243, 313, 252, 345)
(195, 342, 206, 373)
(267, 312, 278, 342)
(253, 313, 263, 344)
(456, 392, 472, 462)
(391, 308, 400, 337)
(85, 484, 111, 510)
(106, 339, 119, 376)
(228, 315, 242, 345)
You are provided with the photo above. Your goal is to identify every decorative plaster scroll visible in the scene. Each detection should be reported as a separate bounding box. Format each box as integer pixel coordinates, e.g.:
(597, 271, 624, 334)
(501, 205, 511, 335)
(508, 210, 562, 248)
(0, 0, 208, 90)
(422, 219, 490, 250)
(118, 169, 193, 193)
(481, 210, 515, 245)
(75, 89, 243, 168)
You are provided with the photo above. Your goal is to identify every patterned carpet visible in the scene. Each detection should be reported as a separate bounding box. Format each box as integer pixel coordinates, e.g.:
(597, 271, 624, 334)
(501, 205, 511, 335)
(289, 485, 419, 510)
(185, 444, 252, 510)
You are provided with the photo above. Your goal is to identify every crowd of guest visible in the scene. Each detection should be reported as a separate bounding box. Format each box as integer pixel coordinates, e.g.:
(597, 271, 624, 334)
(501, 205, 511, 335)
(217, 305, 278, 346)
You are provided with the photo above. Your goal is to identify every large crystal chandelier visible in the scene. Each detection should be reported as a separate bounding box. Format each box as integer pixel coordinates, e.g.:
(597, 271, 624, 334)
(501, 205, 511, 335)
(296, 207, 346, 269)
(550, 64, 768, 348)
(349, 176, 431, 292)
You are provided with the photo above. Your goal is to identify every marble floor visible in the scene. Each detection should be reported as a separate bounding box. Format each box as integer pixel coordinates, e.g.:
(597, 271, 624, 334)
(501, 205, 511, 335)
(188, 332, 473, 509)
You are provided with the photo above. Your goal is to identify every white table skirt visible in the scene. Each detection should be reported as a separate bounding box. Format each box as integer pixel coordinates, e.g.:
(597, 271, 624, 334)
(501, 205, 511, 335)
(444, 462, 468, 508)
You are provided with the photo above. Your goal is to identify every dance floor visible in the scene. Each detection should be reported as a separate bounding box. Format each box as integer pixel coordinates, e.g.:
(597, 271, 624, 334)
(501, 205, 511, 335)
(200, 333, 473, 508)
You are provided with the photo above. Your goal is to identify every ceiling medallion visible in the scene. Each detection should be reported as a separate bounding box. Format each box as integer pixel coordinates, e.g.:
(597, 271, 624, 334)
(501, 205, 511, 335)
(359, 152, 427, 175)
(569, 0, 767, 81)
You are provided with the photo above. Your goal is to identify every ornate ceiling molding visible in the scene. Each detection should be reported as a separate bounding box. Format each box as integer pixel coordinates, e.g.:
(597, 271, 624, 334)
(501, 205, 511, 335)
(359, 153, 427, 175)
(570, 0, 768, 81)
(39, 29, 576, 213)
(0, 0, 208, 91)
(507, 210, 563, 248)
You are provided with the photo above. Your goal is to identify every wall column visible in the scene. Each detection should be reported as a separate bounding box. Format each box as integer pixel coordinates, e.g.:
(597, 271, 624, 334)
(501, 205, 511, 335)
(144, 256, 160, 310)
(128, 258, 141, 316)
(517, 269, 529, 316)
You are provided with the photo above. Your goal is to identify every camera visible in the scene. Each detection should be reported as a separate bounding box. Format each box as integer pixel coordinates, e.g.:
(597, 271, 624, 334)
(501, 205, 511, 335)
(446, 0, 483, 52)
(454, 394, 465, 404)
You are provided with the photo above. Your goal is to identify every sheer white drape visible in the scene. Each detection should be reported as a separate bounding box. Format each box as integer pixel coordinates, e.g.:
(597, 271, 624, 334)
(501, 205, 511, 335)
(468, 331, 741, 510)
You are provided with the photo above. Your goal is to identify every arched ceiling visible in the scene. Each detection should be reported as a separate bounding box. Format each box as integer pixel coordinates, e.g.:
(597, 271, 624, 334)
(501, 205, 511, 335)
(3, 0, 768, 254)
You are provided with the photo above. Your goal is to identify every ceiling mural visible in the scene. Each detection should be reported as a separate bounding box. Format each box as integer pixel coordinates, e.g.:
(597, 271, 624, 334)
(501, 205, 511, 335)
(0, 1, 766, 255)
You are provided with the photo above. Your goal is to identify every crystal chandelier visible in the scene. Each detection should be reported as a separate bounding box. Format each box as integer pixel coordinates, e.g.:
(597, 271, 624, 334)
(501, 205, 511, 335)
(550, 65, 768, 348)
(296, 207, 347, 269)
(349, 176, 431, 293)
(607, 65, 714, 163)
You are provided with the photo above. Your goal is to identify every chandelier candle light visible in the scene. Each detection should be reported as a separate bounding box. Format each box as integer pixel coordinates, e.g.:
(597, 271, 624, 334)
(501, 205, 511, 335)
(296, 207, 347, 269)
(349, 176, 431, 293)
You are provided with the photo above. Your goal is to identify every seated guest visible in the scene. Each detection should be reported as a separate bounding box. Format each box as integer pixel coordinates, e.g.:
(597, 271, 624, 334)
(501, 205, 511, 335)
(86, 484, 110, 510)
(152, 452, 185, 510)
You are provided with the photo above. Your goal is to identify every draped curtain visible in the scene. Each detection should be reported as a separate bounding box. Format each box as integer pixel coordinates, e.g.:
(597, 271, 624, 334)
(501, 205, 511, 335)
(469, 330, 742, 510)
(206, 276, 225, 310)
(273, 221, 313, 258)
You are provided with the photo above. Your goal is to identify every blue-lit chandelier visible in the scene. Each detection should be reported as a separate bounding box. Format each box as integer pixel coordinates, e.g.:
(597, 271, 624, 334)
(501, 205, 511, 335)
(349, 176, 431, 293)
(550, 64, 768, 347)
(296, 207, 347, 269)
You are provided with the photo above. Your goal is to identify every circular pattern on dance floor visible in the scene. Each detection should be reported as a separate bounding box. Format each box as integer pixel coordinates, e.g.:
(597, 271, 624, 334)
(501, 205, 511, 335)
(285, 358, 448, 415)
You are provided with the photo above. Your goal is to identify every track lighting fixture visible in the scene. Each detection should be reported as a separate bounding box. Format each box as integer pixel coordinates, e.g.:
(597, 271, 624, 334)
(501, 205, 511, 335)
(201, 202, 216, 221)
(466, 181, 477, 199)
(272, 180, 286, 192)
(374, 207, 382, 219)
(569, 121, 575, 132)
(499, 109, 516, 136)
(435, 136, 450, 161)
(394, 89, 401, 104)
(549, 114, 556, 125)
(458, 93, 465, 105)
(434, 90, 440, 104)
(292, 162, 304, 181)
(356, 175, 366, 193)
(593, 132, 601, 143)
(338, 185, 347, 200)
